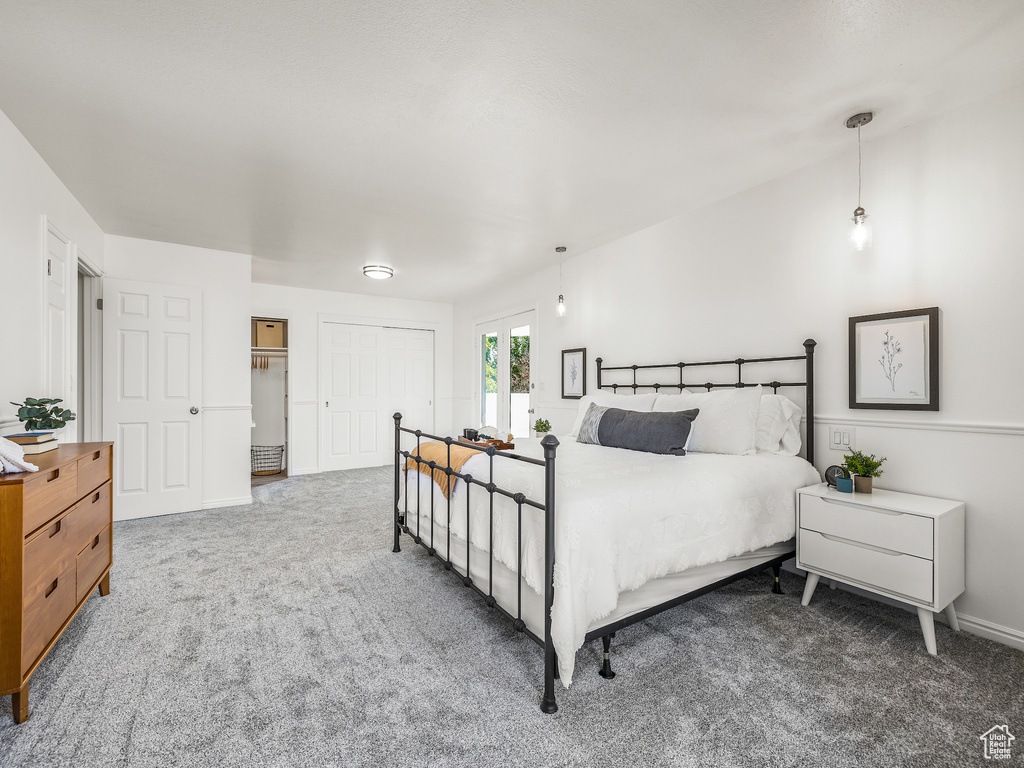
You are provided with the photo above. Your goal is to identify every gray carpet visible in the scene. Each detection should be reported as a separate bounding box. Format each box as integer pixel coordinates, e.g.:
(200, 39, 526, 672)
(1, 467, 1020, 768)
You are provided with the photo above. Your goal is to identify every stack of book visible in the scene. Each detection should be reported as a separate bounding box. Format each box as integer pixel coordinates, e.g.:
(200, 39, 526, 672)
(3, 432, 57, 455)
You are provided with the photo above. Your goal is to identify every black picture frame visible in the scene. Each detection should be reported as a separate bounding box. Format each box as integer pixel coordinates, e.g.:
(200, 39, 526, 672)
(561, 348, 586, 399)
(849, 307, 939, 410)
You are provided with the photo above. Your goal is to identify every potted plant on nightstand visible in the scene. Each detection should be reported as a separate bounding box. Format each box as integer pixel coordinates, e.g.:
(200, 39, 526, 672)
(533, 417, 551, 436)
(842, 449, 886, 493)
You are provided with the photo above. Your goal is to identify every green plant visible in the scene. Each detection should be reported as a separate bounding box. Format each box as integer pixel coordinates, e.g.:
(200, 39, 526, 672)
(10, 397, 76, 431)
(842, 449, 886, 478)
(533, 418, 551, 433)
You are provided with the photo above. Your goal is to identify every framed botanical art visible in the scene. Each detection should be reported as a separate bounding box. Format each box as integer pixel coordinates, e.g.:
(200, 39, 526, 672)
(849, 307, 939, 410)
(561, 348, 586, 399)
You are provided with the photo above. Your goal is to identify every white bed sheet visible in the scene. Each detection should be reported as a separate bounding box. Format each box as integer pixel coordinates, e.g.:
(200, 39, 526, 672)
(399, 438, 820, 685)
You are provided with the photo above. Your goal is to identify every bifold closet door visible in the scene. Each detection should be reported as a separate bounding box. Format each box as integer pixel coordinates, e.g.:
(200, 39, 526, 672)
(320, 323, 433, 471)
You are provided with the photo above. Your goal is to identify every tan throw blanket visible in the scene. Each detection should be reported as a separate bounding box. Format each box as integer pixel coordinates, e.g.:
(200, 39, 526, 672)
(404, 440, 479, 499)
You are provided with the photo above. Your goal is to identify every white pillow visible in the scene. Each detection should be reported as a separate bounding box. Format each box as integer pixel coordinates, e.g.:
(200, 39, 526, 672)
(755, 394, 803, 455)
(653, 385, 762, 455)
(567, 391, 659, 438)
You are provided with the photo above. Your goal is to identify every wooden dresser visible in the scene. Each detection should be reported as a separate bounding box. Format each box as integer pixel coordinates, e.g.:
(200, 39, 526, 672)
(0, 442, 113, 723)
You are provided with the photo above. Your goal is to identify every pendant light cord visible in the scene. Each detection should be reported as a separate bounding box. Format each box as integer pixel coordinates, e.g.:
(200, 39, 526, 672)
(857, 125, 862, 209)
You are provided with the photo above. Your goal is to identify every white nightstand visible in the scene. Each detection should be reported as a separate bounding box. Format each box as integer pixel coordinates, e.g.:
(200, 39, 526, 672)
(796, 483, 965, 655)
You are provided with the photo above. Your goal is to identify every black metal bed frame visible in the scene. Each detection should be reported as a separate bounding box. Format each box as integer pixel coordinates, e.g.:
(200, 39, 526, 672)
(392, 339, 816, 714)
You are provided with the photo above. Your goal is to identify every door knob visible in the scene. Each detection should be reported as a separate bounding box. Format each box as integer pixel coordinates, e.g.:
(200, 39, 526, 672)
(190, 406, 199, 415)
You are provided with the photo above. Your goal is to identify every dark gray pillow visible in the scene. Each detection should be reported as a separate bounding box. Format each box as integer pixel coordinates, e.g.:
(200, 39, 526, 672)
(577, 404, 699, 455)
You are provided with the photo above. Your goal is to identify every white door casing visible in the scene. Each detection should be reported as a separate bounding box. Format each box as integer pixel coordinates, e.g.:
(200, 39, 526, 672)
(475, 309, 535, 438)
(44, 220, 75, 441)
(320, 322, 433, 471)
(102, 278, 203, 520)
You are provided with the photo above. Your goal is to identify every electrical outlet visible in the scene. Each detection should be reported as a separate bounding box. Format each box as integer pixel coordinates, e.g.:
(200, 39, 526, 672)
(828, 426, 856, 452)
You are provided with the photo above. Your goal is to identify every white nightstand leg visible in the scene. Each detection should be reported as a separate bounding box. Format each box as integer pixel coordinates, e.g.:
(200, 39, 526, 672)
(801, 573, 820, 607)
(917, 607, 937, 655)
(944, 603, 961, 632)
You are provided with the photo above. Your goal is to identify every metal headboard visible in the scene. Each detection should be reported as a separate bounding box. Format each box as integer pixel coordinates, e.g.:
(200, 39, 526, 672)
(595, 339, 816, 465)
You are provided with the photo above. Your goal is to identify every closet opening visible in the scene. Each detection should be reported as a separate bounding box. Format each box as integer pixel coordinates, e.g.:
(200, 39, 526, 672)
(251, 317, 288, 487)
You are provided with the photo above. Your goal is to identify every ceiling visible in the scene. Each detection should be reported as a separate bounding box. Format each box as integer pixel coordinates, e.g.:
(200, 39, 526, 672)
(3, 1, 1024, 302)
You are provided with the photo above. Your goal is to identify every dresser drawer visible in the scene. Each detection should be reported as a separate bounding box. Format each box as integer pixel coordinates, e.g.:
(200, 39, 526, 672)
(77, 446, 111, 498)
(22, 562, 76, 674)
(68, 481, 111, 555)
(77, 524, 112, 603)
(23, 463, 79, 537)
(24, 509, 79, 603)
(799, 529, 933, 604)
(800, 494, 933, 559)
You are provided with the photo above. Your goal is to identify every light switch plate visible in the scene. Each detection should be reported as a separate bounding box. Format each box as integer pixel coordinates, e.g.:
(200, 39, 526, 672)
(828, 425, 857, 452)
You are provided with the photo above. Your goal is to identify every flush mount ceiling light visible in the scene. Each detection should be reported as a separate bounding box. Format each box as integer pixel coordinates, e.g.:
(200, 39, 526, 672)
(363, 265, 394, 280)
(555, 247, 567, 317)
(847, 112, 873, 252)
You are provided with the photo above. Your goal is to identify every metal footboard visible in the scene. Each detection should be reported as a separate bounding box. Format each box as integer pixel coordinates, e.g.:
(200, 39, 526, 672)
(392, 414, 560, 713)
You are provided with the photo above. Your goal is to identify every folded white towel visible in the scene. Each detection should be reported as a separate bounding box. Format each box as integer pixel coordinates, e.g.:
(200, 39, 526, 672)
(0, 436, 39, 473)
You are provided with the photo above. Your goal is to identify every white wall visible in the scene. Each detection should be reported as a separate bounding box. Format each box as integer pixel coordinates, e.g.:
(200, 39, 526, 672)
(452, 81, 1024, 649)
(104, 236, 253, 509)
(0, 107, 105, 432)
(250, 282, 454, 474)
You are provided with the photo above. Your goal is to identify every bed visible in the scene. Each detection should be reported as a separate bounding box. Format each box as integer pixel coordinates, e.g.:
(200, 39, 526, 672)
(392, 340, 819, 713)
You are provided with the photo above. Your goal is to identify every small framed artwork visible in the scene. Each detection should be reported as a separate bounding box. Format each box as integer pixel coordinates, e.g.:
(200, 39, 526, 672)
(561, 348, 586, 399)
(849, 307, 939, 410)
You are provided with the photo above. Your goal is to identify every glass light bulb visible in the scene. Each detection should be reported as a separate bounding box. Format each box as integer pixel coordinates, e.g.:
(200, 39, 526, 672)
(850, 208, 871, 251)
(556, 294, 566, 317)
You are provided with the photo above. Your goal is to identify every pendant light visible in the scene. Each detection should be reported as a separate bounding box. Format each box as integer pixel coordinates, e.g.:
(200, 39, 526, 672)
(555, 246, 567, 317)
(846, 112, 873, 251)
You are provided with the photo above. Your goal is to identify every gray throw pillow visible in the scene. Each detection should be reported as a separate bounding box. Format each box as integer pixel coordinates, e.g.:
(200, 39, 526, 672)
(576, 403, 608, 445)
(577, 404, 699, 455)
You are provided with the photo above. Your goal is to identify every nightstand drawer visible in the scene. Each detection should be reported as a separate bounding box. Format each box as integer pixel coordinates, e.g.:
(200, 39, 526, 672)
(799, 529, 933, 604)
(800, 494, 933, 559)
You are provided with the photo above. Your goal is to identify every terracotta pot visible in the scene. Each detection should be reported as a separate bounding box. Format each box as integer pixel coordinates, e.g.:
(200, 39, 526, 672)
(853, 475, 873, 493)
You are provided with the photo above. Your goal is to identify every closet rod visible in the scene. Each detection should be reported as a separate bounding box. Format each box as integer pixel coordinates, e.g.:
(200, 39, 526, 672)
(251, 348, 288, 357)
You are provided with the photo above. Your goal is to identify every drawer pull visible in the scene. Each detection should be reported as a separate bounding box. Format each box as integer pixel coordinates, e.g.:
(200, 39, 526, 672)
(92, 450, 102, 461)
(819, 497, 903, 516)
(819, 532, 905, 557)
(48, 520, 62, 538)
(47, 468, 60, 483)
(45, 578, 58, 598)
(91, 534, 101, 550)
(92, 491, 101, 504)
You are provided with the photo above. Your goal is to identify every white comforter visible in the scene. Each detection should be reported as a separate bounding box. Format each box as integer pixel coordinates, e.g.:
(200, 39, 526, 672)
(400, 438, 820, 685)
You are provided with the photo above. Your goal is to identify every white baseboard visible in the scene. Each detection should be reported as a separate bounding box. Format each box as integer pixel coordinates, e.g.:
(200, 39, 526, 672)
(287, 467, 319, 476)
(955, 614, 1024, 651)
(202, 495, 253, 510)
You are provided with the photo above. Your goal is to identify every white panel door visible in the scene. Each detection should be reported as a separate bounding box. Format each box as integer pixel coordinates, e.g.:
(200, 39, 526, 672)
(320, 323, 433, 471)
(383, 327, 434, 440)
(44, 223, 75, 440)
(102, 279, 203, 520)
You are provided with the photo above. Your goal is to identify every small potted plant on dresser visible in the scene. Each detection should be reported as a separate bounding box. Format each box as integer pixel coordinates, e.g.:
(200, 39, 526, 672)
(6, 397, 76, 455)
(842, 449, 886, 493)
(533, 417, 551, 436)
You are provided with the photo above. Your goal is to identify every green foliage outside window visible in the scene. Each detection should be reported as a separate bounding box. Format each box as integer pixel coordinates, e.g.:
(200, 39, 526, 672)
(510, 334, 530, 393)
(483, 333, 530, 394)
(483, 334, 498, 394)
